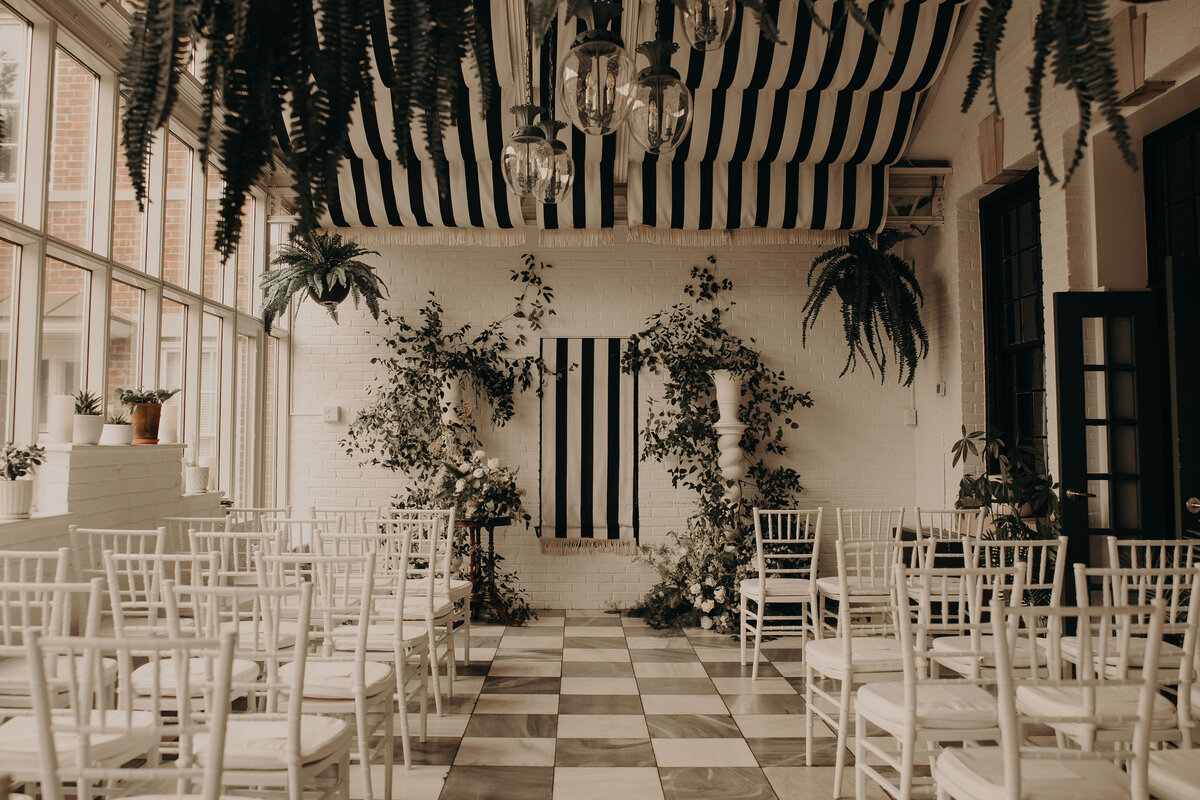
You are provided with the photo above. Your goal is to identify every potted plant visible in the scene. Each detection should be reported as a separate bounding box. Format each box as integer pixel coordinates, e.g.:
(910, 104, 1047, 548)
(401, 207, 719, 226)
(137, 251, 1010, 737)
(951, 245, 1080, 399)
(951, 426, 1061, 539)
(0, 443, 47, 520)
(115, 388, 180, 445)
(100, 412, 135, 446)
(71, 389, 104, 445)
(801, 228, 929, 387)
(182, 448, 210, 495)
(259, 231, 387, 333)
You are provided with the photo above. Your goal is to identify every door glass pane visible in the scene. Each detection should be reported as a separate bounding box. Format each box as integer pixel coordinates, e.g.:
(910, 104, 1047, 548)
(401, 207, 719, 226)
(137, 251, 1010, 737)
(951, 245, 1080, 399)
(0, 6, 30, 222)
(162, 133, 192, 286)
(1111, 371, 1136, 419)
(1085, 425, 1109, 474)
(199, 312, 221, 484)
(112, 98, 146, 271)
(1087, 479, 1111, 529)
(159, 298, 186, 440)
(263, 335, 280, 506)
(233, 333, 253, 505)
(1082, 318, 1105, 365)
(203, 168, 225, 301)
(106, 279, 143, 402)
(47, 49, 97, 248)
(40, 257, 90, 431)
(0, 239, 17, 434)
(1084, 371, 1107, 419)
(1107, 317, 1134, 365)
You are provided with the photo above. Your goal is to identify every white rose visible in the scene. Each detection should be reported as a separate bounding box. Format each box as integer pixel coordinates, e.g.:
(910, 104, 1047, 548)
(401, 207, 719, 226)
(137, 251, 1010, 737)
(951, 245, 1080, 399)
(689, 583, 702, 595)
(473, 450, 486, 460)
(454, 479, 465, 493)
(473, 468, 484, 478)
(488, 458, 500, 469)
(713, 587, 726, 602)
(459, 462, 471, 471)
(700, 599, 715, 613)
(700, 616, 714, 630)
(704, 577, 715, 587)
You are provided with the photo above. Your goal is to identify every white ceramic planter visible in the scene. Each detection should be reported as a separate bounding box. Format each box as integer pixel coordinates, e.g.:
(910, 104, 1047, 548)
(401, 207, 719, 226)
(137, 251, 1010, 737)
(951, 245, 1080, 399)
(440, 374, 464, 426)
(158, 403, 180, 444)
(72, 414, 104, 445)
(0, 478, 34, 520)
(48, 395, 75, 444)
(100, 424, 135, 445)
(712, 369, 741, 419)
(184, 466, 210, 494)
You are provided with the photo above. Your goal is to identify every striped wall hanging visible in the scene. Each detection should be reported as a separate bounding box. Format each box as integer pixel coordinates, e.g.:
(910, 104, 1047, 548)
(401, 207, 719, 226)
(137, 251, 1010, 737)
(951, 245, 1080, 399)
(539, 338, 639, 555)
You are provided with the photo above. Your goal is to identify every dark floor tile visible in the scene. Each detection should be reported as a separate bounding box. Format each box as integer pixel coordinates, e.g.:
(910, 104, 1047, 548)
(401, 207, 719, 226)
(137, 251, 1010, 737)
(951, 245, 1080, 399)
(761, 648, 806, 662)
(480, 676, 562, 695)
(646, 714, 743, 738)
(623, 627, 687, 639)
(440, 766, 554, 800)
(721, 694, 806, 715)
(444, 663, 491, 677)
(558, 694, 645, 715)
(786, 677, 807, 693)
(561, 661, 636, 678)
(405, 695, 477, 715)
(703, 662, 782, 678)
(629, 649, 701, 663)
(564, 636, 628, 649)
(531, 609, 567, 617)
(796, 737, 853, 767)
(463, 713, 559, 738)
(745, 738, 816, 767)
(636, 677, 719, 695)
(565, 616, 623, 627)
(401, 736, 460, 766)
(554, 738, 657, 767)
(659, 767, 778, 800)
(489, 648, 562, 662)
(468, 637, 504, 648)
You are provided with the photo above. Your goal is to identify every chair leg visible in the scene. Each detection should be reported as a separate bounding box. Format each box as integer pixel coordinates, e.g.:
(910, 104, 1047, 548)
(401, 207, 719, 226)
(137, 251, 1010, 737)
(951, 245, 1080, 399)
(383, 703, 394, 800)
(805, 663, 815, 767)
(855, 711, 867, 800)
(446, 625, 457, 697)
(354, 692, 373, 800)
(899, 734, 914, 800)
(739, 594, 748, 666)
(338, 747, 351, 800)
(751, 603, 765, 680)
(833, 677, 852, 799)
(462, 606, 472, 666)
(419, 653, 429, 742)
(396, 670, 413, 768)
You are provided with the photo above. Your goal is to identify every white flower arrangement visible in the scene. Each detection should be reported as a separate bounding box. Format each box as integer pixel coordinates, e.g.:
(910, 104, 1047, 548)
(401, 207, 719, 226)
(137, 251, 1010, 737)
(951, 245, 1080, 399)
(432, 448, 529, 524)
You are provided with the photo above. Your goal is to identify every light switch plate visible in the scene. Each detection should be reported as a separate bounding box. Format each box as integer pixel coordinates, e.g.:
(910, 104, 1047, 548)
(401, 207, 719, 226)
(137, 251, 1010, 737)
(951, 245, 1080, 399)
(322, 406, 342, 423)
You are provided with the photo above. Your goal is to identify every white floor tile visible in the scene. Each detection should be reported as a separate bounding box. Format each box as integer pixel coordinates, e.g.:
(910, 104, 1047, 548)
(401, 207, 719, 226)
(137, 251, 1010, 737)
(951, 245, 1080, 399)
(553, 767, 664, 800)
(650, 737, 757, 767)
(557, 714, 650, 738)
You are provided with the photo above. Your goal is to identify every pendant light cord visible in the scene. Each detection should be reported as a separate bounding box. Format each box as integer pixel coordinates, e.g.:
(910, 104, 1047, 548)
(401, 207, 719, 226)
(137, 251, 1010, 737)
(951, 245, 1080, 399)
(547, 22, 558, 120)
(525, 1, 535, 107)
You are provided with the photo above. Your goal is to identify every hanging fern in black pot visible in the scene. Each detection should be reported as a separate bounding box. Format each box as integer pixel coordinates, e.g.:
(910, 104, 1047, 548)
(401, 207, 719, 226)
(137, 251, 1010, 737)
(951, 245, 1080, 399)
(801, 228, 928, 387)
(259, 231, 387, 333)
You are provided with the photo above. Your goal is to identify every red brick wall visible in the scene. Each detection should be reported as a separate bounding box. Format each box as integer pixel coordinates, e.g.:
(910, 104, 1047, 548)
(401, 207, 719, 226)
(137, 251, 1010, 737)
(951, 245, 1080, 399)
(162, 134, 191, 286)
(111, 100, 145, 271)
(105, 279, 141, 403)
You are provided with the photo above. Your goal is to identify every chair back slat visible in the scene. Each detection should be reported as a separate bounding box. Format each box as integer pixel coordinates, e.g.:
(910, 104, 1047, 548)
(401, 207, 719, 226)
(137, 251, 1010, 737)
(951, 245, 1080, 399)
(0, 548, 70, 584)
(752, 508, 821, 581)
(313, 506, 382, 534)
(261, 517, 338, 551)
(189, 529, 282, 583)
(971, 536, 1067, 607)
(103, 550, 221, 636)
(160, 516, 231, 553)
(68, 525, 165, 580)
(1107, 536, 1200, 569)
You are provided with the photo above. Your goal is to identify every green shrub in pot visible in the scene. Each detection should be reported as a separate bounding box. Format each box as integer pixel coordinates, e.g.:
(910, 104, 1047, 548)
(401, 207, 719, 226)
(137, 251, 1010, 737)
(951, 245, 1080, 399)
(0, 442, 47, 519)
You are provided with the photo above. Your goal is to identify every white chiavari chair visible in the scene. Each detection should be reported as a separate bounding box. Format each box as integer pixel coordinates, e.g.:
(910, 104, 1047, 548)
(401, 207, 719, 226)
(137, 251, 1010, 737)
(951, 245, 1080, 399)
(740, 507, 822, 678)
(263, 517, 339, 552)
(102, 550, 221, 638)
(0, 548, 70, 584)
(1147, 572, 1200, 800)
(1106, 536, 1200, 570)
(907, 508, 984, 577)
(160, 515, 231, 554)
(815, 508, 905, 637)
(313, 506, 382, 534)
(855, 563, 1022, 800)
(166, 581, 353, 800)
(392, 516, 456, 710)
(391, 508, 472, 666)
(16, 632, 236, 800)
(189, 529, 282, 585)
(226, 506, 291, 532)
(68, 525, 166, 581)
(323, 527, 433, 768)
(805, 537, 906, 798)
(258, 552, 395, 796)
(933, 600, 1166, 800)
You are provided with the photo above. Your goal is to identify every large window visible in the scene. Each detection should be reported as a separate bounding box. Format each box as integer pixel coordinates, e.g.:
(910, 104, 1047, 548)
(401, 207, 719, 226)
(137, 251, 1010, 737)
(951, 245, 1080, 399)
(0, 238, 16, 434)
(0, 6, 30, 222)
(233, 332, 254, 505)
(111, 99, 145, 272)
(263, 335, 281, 506)
(199, 311, 222, 478)
(40, 256, 90, 430)
(202, 168, 225, 301)
(159, 297, 187, 423)
(162, 133, 193, 286)
(47, 48, 97, 249)
(981, 172, 1047, 469)
(105, 279, 143, 403)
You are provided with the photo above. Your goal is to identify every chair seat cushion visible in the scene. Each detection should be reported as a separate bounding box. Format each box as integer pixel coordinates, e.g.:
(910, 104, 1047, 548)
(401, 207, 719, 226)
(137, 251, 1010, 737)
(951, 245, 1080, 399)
(857, 682, 997, 729)
(131, 657, 260, 696)
(278, 660, 394, 699)
(1149, 748, 1200, 800)
(331, 623, 430, 652)
(406, 578, 471, 600)
(806, 637, 904, 675)
(1015, 684, 1178, 731)
(904, 576, 965, 598)
(935, 746, 1131, 800)
(196, 714, 351, 770)
(739, 577, 813, 601)
(397, 596, 454, 620)
(0, 710, 157, 766)
(231, 620, 300, 651)
(814, 576, 891, 598)
(0, 655, 118, 696)
(1056, 635, 1184, 669)
(930, 635, 1039, 673)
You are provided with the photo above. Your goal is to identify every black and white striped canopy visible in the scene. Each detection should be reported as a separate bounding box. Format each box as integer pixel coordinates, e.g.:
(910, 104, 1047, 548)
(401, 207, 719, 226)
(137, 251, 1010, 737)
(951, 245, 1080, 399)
(323, 0, 965, 244)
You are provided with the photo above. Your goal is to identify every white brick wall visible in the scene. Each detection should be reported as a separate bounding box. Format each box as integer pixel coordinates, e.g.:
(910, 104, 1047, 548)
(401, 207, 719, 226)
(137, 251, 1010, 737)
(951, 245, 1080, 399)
(288, 242, 923, 609)
(0, 444, 223, 550)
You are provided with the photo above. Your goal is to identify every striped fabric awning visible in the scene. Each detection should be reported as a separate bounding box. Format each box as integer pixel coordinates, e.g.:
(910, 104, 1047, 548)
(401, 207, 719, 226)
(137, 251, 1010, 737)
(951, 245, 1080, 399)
(322, 0, 965, 244)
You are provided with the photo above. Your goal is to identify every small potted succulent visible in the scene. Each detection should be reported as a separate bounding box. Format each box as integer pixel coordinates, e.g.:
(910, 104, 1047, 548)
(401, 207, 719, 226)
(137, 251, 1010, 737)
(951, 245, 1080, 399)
(100, 412, 135, 445)
(182, 447, 209, 495)
(71, 389, 104, 445)
(114, 388, 180, 444)
(0, 443, 47, 519)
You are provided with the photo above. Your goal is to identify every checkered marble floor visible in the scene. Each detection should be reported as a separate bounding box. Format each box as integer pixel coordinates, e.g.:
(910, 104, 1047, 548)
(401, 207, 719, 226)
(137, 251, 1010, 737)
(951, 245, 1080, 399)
(364, 609, 888, 800)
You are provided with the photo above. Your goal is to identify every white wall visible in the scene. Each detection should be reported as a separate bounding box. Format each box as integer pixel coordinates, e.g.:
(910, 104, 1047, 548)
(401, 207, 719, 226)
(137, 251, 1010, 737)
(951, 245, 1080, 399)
(288, 241, 929, 609)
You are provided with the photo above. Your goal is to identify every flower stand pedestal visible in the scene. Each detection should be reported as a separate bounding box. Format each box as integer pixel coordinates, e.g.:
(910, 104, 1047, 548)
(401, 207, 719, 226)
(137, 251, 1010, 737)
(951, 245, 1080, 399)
(459, 516, 513, 625)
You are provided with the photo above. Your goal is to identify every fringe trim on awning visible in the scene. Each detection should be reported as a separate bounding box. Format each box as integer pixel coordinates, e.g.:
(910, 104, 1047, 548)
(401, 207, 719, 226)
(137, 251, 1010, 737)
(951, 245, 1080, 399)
(537, 228, 616, 247)
(625, 226, 853, 247)
(320, 226, 529, 248)
(539, 537, 637, 556)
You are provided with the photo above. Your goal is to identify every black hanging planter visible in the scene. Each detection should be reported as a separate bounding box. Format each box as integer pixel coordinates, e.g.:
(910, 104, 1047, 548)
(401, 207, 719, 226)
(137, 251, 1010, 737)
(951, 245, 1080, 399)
(308, 280, 351, 308)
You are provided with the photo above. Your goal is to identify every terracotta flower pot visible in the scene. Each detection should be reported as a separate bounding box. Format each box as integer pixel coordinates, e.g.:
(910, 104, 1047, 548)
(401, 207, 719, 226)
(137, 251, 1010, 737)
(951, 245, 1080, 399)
(131, 403, 162, 444)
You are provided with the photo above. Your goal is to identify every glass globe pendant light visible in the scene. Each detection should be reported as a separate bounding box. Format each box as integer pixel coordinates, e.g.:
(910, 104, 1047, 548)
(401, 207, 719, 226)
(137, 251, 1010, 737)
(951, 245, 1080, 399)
(500, 104, 547, 197)
(627, 40, 693, 155)
(678, 0, 736, 51)
(559, 0, 636, 135)
(533, 119, 575, 204)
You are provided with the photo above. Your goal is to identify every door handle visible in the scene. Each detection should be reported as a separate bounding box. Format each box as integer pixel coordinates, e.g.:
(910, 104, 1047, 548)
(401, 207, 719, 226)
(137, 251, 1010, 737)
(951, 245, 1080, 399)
(1065, 489, 1096, 500)
(1186, 497, 1200, 514)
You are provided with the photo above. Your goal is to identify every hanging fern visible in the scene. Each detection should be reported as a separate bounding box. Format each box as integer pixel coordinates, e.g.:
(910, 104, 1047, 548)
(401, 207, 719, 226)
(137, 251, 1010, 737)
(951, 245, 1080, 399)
(961, 0, 1136, 185)
(801, 228, 929, 387)
(120, 0, 496, 262)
